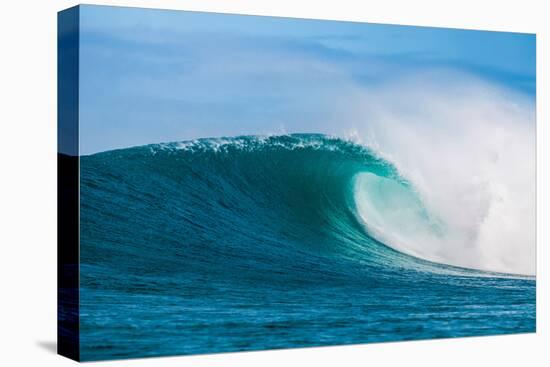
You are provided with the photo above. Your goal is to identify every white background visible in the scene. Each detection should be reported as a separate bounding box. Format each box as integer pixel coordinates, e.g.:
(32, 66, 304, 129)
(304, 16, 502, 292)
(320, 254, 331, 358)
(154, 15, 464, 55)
(0, 0, 547, 366)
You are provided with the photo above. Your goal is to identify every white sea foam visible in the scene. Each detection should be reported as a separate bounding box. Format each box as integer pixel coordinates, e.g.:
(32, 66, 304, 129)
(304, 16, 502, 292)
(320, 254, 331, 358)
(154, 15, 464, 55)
(342, 71, 535, 275)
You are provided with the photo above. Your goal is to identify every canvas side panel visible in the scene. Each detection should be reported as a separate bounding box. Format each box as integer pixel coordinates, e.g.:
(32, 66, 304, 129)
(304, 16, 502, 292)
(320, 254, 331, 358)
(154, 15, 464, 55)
(57, 5, 80, 362)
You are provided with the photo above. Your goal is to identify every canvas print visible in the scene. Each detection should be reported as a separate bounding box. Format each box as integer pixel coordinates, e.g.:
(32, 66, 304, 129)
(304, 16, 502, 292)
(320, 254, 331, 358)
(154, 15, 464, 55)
(58, 5, 536, 362)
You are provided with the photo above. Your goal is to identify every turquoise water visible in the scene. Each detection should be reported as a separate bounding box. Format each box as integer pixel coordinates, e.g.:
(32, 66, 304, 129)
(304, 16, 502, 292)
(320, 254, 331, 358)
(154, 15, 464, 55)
(79, 134, 535, 361)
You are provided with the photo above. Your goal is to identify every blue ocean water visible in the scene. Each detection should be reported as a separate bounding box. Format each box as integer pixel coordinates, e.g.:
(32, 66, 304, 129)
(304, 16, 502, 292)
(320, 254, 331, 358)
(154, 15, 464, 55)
(79, 134, 535, 361)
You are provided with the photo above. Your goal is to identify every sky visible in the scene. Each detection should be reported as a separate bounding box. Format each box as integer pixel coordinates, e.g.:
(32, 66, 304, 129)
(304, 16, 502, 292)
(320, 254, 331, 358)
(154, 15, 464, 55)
(78, 4, 536, 155)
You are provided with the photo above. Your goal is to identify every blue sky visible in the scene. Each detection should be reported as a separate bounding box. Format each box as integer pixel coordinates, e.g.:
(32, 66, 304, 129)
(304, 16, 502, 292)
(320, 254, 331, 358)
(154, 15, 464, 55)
(78, 5, 535, 154)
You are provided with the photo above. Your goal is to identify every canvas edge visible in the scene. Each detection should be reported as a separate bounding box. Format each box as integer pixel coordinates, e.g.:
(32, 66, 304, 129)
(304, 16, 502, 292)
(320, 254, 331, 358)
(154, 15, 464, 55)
(57, 4, 81, 362)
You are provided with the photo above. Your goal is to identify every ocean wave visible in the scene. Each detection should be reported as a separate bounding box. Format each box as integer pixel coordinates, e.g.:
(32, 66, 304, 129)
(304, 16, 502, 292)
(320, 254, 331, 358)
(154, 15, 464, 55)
(81, 134, 530, 278)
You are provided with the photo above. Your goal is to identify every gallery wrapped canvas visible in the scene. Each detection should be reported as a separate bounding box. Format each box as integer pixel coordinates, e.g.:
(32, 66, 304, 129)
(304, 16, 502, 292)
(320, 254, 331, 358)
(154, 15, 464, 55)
(58, 4, 536, 362)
